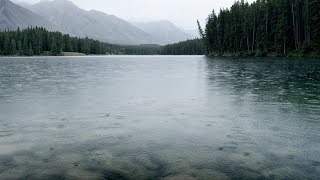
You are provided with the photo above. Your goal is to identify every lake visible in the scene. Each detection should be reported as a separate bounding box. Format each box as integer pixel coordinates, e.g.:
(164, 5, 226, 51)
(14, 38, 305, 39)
(0, 56, 319, 179)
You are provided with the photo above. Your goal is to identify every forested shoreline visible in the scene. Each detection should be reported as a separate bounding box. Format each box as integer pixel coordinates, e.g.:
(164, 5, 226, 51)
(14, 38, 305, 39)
(199, 0, 320, 57)
(116, 39, 205, 55)
(0, 27, 205, 56)
(160, 39, 205, 55)
(0, 27, 111, 56)
(2, 1, 320, 57)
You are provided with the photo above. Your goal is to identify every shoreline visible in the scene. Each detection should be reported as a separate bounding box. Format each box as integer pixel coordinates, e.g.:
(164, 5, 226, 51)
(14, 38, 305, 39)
(1, 53, 320, 58)
(206, 52, 320, 59)
(0, 54, 205, 58)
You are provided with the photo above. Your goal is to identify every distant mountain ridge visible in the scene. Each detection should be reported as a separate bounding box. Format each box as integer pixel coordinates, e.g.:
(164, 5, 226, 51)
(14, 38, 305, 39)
(27, 0, 152, 45)
(2, 0, 194, 45)
(132, 20, 195, 45)
(0, 0, 56, 31)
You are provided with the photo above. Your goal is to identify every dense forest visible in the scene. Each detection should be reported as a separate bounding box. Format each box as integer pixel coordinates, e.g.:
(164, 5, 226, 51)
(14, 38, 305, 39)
(114, 44, 162, 55)
(0, 27, 205, 56)
(160, 39, 205, 55)
(0, 27, 112, 56)
(116, 39, 205, 55)
(199, 0, 320, 57)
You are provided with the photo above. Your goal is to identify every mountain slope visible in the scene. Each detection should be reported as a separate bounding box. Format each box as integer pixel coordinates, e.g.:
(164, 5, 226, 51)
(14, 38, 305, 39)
(28, 0, 152, 45)
(11, 0, 33, 10)
(87, 10, 153, 45)
(133, 20, 194, 45)
(0, 0, 55, 31)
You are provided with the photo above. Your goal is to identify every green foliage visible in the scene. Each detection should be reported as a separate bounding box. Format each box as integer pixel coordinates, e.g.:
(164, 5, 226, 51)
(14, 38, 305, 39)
(0, 27, 109, 56)
(201, 0, 320, 57)
(311, 0, 320, 51)
(0, 27, 205, 56)
(114, 39, 205, 55)
(115, 44, 161, 55)
(197, 20, 205, 39)
(160, 39, 206, 55)
(27, 43, 33, 56)
(10, 39, 17, 55)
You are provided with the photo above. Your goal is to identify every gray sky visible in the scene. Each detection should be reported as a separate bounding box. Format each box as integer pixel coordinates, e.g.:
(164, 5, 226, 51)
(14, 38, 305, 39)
(18, 0, 253, 30)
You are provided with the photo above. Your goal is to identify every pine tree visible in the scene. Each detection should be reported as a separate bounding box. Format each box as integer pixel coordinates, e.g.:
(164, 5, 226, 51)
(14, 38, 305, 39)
(23, 34, 29, 56)
(4, 33, 10, 55)
(197, 20, 205, 39)
(11, 40, 17, 55)
(28, 43, 33, 56)
(200, 0, 320, 56)
(17, 40, 23, 55)
(81, 38, 90, 55)
(311, 0, 320, 51)
(50, 36, 60, 56)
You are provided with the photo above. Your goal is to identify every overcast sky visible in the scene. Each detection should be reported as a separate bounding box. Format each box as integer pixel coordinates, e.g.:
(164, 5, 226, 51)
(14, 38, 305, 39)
(18, 0, 253, 30)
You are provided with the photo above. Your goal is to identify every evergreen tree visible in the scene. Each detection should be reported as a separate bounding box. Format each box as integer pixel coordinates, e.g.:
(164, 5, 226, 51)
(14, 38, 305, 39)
(80, 38, 91, 55)
(22, 34, 29, 56)
(51, 36, 58, 55)
(311, 0, 320, 51)
(0, 27, 111, 56)
(11, 40, 17, 55)
(17, 40, 23, 55)
(200, 0, 320, 56)
(28, 43, 33, 56)
(4, 33, 10, 55)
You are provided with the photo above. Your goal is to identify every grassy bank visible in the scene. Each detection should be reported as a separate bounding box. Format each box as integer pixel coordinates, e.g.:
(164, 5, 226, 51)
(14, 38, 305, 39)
(62, 52, 86, 56)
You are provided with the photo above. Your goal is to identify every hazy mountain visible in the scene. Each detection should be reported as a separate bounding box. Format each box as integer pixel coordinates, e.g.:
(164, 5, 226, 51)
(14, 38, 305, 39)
(87, 10, 153, 45)
(185, 29, 200, 38)
(132, 20, 194, 45)
(11, 0, 32, 9)
(0, 0, 55, 31)
(27, 0, 152, 45)
(4, 0, 194, 45)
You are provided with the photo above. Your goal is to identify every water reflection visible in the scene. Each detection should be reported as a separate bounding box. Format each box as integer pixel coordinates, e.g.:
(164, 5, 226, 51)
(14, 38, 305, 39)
(205, 57, 320, 105)
(0, 56, 319, 179)
(203, 57, 320, 179)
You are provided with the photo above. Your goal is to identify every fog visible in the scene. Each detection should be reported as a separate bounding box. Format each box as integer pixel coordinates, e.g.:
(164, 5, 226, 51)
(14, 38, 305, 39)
(16, 0, 254, 30)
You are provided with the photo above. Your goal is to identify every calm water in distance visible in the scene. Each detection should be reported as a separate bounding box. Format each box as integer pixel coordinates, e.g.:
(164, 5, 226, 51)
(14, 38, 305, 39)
(0, 56, 319, 179)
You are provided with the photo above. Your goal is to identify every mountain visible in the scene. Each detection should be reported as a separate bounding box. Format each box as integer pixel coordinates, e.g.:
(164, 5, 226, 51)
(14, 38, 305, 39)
(87, 10, 153, 45)
(26, 0, 152, 45)
(132, 20, 194, 45)
(11, 0, 33, 10)
(4, 0, 194, 45)
(185, 29, 200, 38)
(0, 0, 55, 31)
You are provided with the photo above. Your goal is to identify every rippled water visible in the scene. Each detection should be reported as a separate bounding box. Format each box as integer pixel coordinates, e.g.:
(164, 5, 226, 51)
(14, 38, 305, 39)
(0, 56, 319, 179)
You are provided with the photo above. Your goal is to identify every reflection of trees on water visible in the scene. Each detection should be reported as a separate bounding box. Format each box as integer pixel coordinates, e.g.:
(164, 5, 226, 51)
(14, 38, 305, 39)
(203, 58, 320, 180)
(204, 58, 320, 106)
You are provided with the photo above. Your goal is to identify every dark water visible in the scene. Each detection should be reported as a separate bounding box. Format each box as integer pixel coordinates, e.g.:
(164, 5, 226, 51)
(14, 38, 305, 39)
(0, 56, 319, 180)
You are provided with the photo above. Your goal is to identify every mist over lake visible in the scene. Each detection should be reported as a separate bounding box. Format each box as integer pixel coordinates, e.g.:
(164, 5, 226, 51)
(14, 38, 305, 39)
(0, 56, 319, 179)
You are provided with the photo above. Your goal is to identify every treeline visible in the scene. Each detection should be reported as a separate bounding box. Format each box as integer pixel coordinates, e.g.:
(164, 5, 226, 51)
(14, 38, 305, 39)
(200, 0, 320, 57)
(115, 39, 205, 55)
(0, 27, 109, 56)
(161, 39, 205, 55)
(0, 27, 205, 56)
(115, 44, 161, 55)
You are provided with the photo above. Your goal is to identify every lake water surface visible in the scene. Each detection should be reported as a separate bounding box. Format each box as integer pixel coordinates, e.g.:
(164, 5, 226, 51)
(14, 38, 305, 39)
(0, 56, 319, 179)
